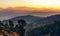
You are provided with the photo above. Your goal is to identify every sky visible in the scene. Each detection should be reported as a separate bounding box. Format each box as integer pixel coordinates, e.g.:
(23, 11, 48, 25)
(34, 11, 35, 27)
(0, 0, 60, 9)
(0, 0, 60, 20)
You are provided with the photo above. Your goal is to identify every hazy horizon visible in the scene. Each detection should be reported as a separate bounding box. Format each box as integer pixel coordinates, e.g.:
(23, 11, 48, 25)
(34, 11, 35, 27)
(0, 0, 60, 20)
(0, 7, 60, 20)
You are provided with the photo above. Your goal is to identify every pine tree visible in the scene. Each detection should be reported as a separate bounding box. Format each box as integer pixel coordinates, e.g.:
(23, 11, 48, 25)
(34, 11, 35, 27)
(8, 20, 14, 33)
(17, 19, 27, 36)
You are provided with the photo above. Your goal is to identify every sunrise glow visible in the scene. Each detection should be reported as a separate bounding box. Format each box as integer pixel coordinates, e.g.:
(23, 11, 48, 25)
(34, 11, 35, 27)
(26, 0, 60, 8)
(0, 0, 60, 9)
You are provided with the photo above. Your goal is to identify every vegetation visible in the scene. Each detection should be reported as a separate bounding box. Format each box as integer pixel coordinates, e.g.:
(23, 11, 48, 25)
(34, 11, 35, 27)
(27, 21, 60, 36)
(0, 19, 27, 36)
(0, 18, 60, 36)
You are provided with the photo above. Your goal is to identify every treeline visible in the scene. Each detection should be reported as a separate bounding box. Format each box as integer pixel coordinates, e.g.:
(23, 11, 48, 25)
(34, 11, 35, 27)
(27, 21, 60, 36)
(0, 19, 27, 36)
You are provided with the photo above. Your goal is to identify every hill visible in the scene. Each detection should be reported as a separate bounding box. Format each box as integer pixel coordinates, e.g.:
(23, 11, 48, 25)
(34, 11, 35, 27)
(2, 14, 60, 30)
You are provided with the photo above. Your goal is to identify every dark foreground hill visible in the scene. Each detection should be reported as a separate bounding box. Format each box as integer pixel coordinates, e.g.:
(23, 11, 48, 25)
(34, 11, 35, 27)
(27, 21, 60, 36)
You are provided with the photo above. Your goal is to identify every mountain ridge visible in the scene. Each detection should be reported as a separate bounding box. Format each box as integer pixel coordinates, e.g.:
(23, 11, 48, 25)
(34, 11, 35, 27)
(2, 14, 60, 30)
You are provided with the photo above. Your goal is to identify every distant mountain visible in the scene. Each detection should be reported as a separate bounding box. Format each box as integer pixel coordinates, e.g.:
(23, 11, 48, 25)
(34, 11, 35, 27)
(27, 14, 60, 30)
(9, 15, 44, 23)
(2, 15, 44, 25)
(2, 14, 60, 29)
(35, 14, 60, 24)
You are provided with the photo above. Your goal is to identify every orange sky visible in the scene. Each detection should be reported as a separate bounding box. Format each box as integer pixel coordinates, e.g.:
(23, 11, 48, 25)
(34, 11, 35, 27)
(0, 0, 60, 20)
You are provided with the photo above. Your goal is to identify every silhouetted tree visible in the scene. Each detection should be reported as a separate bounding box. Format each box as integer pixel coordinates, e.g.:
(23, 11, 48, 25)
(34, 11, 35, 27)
(0, 21, 4, 26)
(9, 20, 14, 28)
(0, 21, 5, 31)
(4, 23, 11, 33)
(14, 25, 19, 33)
(8, 20, 14, 33)
(0, 21, 7, 36)
(18, 19, 26, 27)
(17, 19, 27, 36)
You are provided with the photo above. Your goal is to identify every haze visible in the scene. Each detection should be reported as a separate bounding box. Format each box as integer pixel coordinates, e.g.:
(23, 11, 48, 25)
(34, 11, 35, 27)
(0, 7, 60, 20)
(0, 0, 60, 20)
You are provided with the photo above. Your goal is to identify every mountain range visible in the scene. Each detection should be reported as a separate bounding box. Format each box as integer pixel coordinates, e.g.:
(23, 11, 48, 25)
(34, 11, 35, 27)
(2, 14, 60, 29)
